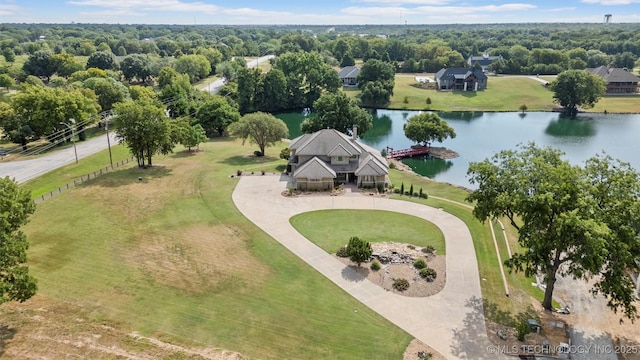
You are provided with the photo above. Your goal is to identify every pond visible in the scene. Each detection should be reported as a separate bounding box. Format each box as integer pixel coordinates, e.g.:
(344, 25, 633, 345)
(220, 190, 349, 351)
(277, 110, 640, 189)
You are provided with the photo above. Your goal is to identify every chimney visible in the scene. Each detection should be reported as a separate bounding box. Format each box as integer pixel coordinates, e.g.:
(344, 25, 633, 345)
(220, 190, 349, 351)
(352, 125, 358, 140)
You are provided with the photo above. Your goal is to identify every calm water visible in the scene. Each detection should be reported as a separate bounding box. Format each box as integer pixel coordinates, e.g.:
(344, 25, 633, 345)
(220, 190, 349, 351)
(278, 110, 640, 189)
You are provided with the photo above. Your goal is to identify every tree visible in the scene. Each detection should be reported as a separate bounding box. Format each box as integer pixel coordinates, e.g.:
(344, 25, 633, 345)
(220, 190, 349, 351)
(173, 121, 207, 152)
(0, 177, 37, 304)
(173, 54, 211, 83)
(113, 98, 174, 167)
(403, 113, 455, 146)
(195, 96, 240, 136)
(0, 74, 15, 91)
(346, 236, 372, 267)
(259, 68, 288, 112)
(237, 67, 263, 114)
(340, 53, 355, 67)
(3, 48, 15, 63)
(357, 59, 395, 106)
(425, 97, 432, 109)
(83, 77, 130, 111)
(120, 54, 152, 83)
(466, 143, 640, 320)
(0, 102, 37, 150)
(22, 50, 55, 81)
(301, 92, 372, 136)
(549, 70, 606, 117)
(228, 112, 289, 156)
(51, 53, 83, 78)
(86, 51, 118, 71)
(519, 104, 528, 113)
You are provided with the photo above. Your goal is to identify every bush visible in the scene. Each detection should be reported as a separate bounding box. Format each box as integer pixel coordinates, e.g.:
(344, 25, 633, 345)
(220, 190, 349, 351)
(420, 192, 428, 199)
(419, 267, 437, 281)
(346, 236, 373, 266)
(393, 188, 401, 194)
(413, 192, 419, 197)
(376, 183, 384, 193)
(254, 150, 264, 157)
(409, 184, 414, 195)
(421, 245, 436, 254)
(393, 278, 410, 291)
(236, 169, 242, 176)
(370, 259, 381, 271)
(407, 244, 415, 250)
(515, 320, 531, 341)
(336, 246, 349, 258)
(413, 258, 427, 269)
(389, 162, 396, 169)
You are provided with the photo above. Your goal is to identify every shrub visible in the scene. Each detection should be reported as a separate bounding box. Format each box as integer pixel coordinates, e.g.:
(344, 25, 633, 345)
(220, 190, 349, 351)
(376, 183, 384, 193)
(389, 162, 396, 169)
(393, 188, 401, 194)
(419, 267, 437, 281)
(400, 182, 404, 195)
(404, 191, 411, 196)
(409, 184, 414, 196)
(419, 187, 423, 198)
(370, 259, 381, 271)
(287, 186, 295, 195)
(236, 169, 242, 176)
(413, 192, 419, 197)
(336, 246, 349, 258)
(254, 150, 264, 157)
(279, 147, 290, 160)
(346, 236, 373, 266)
(515, 320, 531, 341)
(261, 170, 265, 175)
(413, 258, 427, 269)
(421, 245, 436, 254)
(393, 278, 410, 291)
(407, 245, 415, 250)
(420, 192, 428, 199)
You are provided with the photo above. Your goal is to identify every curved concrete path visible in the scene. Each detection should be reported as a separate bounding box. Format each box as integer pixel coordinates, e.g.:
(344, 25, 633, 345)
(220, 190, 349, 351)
(233, 175, 503, 359)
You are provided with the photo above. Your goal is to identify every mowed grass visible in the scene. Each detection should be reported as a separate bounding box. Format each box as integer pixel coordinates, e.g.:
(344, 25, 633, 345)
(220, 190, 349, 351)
(589, 95, 640, 113)
(388, 169, 542, 319)
(389, 74, 556, 112)
(290, 210, 445, 254)
(21, 138, 412, 359)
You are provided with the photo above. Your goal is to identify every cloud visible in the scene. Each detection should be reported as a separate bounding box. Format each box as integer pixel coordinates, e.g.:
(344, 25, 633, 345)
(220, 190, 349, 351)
(581, 0, 640, 4)
(352, 0, 452, 4)
(341, 3, 537, 17)
(68, 0, 220, 13)
(0, 3, 20, 15)
(545, 7, 577, 12)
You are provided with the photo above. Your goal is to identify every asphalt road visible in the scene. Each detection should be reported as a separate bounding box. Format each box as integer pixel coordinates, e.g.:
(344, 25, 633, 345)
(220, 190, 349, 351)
(202, 54, 275, 94)
(0, 132, 118, 184)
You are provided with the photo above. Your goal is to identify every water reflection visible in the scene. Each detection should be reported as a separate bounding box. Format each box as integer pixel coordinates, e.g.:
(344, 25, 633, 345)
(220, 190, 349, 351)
(545, 116, 596, 138)
(403, 157, 454, 179)
(360, 114, 392, 145)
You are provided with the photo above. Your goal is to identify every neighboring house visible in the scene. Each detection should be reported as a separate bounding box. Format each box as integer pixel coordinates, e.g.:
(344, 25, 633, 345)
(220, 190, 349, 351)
(288, 128, 388, 190)
(435, 68, 487, 91)
(585, 66, 640, 94)
(338, 66, 360, 87)
(467, 51, 503, 72)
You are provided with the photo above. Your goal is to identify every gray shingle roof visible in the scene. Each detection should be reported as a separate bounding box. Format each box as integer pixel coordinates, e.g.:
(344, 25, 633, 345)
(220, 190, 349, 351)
(338, 66, 360, 79)
(292, 129, 361, 157)
(585, 66, 640, 83)
(355, 153, 388, 176)
(435, 68, 487, 81)
(294, 157, 336, 179)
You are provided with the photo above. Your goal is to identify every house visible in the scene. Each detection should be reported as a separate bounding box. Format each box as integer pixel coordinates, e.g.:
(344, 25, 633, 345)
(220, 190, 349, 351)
(435, 68, 487, 91)
(467, 51, 503, 73)
(288, 127, 388, 190)
(585, 66, 640, 94)
(338, 66, 360, 87)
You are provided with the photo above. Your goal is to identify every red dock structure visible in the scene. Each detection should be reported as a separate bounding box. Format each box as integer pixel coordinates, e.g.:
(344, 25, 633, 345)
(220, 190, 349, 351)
(386, 145, 430, 159)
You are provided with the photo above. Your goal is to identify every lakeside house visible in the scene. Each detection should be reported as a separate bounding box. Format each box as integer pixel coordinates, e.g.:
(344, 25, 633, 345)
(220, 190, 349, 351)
(287, 127, 388, 190)
(435, 68, 487, 91)
(585, 66, 640, 94)
(338, 66, 360, 87)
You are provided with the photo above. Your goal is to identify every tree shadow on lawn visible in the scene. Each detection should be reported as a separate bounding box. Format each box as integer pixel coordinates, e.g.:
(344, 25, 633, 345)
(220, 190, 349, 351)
(450, 296, 494, 359)
(341, 265, 369, 282)
(87, 165, 173, 189)
(219, 154, 280, 166)
(170, 149, 203, 158)
(0, 324, 17, 356)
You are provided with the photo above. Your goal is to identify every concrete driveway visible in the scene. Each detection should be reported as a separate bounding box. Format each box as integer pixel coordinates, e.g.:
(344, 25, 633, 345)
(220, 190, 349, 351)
(232, 175, 504, 360)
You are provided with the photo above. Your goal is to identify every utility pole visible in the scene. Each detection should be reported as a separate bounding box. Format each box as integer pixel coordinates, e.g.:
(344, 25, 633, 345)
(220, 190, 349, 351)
(59, 119, 78, 164)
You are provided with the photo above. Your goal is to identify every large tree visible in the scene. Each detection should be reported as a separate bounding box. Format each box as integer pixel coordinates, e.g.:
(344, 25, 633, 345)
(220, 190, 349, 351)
(357, 59, 395, 106)
(114, 98, 174, 167)
(83, 77, 130, 111)
(173, 54, 211, 83)
(22, 50, 55, 81)
(550, 70, 606, 117)
(120, 54, 152, 83)
(228, 112, 289, 156)
(301, 92, 372, 136)
(0, 177, 38, 304)
(195, 96, 240, 136)
(86, 51, 119, 71)
(403, 113, 456, 146)
(467, 143, 640, 320)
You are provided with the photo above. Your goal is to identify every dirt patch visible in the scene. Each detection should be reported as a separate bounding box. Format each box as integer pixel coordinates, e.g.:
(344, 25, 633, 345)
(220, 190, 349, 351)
(403, 338, 447, 360)
(0, 296, 246, 360)
(127, 224, 270, 294)
(335, 242, 446, 297)
(428, 146, 459, 160)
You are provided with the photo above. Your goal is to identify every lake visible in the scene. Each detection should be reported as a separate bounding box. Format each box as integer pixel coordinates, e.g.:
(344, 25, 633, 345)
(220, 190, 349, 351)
(277, 110, 640, 189)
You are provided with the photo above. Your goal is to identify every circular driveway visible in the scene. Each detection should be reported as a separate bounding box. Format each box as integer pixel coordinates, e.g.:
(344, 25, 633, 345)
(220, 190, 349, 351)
(233, 175, 504, 359)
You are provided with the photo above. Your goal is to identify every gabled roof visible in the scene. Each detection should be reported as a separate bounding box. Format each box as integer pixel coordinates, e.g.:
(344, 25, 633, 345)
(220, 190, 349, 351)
(294, 157, 336, 179)
(291, 129, 362, 157)
(435, 68, 487, 81)
(355, 153, 388, 176)
(327, 143, 353, 157)
(338, 66, 360, 79)
(585, 66, 640, 83)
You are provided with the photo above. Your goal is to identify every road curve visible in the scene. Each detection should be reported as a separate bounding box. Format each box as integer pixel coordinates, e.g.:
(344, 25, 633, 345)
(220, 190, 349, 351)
(232, 175, 505, 360)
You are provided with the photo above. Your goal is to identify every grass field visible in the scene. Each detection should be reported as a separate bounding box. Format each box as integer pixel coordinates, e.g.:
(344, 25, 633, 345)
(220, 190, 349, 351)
(13, 138, 413, 359)
(290, 209, 445, 255)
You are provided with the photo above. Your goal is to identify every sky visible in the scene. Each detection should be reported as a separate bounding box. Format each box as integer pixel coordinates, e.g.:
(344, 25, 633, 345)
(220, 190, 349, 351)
(0, 0, 639, 25)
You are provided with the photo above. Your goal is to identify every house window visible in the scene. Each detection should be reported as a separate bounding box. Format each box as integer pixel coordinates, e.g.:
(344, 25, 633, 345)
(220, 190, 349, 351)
(309, 178, 321, 182)
(337, 156, 343, 161)
(350, 155, 357, 159)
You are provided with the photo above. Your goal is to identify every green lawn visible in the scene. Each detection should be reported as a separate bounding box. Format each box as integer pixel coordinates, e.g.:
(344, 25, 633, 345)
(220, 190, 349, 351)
(290, 209, 445, 254)
(21, 138, 412, 359)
